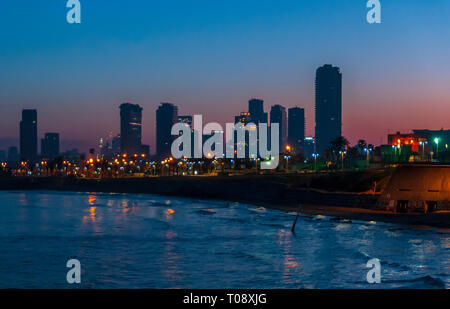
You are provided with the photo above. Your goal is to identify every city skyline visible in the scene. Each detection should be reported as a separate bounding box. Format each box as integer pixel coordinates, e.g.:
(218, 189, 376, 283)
(1, 1, 450, 152)
(1, 96, 314, 157)
(2, 86, 450, 156)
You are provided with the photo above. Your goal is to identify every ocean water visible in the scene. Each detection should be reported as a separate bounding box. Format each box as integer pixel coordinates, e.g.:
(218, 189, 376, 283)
(0, 190, 448, 289)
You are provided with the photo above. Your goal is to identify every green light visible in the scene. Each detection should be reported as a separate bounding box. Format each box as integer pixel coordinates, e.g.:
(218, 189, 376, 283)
(434, 138, 439, 145)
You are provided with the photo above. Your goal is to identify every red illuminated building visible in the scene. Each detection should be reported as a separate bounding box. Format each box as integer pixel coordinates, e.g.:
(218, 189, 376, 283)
(387, 132, 426, 153)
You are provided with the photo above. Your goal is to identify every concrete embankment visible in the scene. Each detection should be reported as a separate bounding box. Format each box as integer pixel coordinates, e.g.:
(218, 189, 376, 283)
(0, 175, 380, 210)
(2, 173, 450, 227)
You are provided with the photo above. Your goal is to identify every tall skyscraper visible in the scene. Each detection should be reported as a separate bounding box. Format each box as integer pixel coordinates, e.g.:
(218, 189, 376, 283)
(270, 104, 287, 152)
(0, 150, 6, 162)
(41, 133, 60, 159)
(20, 109, 37, 161)
(248, 98, 268, 124)
(177, 115, 193, 127)
(156, 102, 178, 158)
(7, 146, 20, 164)
(315, 64, 342, 154)
(176, 115, 194, 156)
(247, 99, 268, 158)
(234, 112, 251, 125)
(303, 137, 316, 159)
(288, 107, 305, 154)
(111, 134, 121, 155)
(120, 103, 143, 155)
(234, 112, 257, 158)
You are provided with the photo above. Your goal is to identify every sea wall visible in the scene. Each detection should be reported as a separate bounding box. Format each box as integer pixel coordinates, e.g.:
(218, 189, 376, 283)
(0, 175, 380, 210)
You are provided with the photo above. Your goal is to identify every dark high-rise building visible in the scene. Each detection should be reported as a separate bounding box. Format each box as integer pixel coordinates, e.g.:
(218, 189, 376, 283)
(112, 134, 121, 155)
(270, 104, 287, 152)
(248, 98, 268, 124)
(303, 137, 316, 159)
(156, 102, 178, 157)
(247, 99, 268, 158)
(234, 112, 251, 125)
(288, 107, 305, 154)
(178, 115, 193, 127)
(177, 115, 195, 156)
(120, 103, 143, 155)
(0, 150, 6, 162)
(20, 109, 38, 161)
(141, 145, 150, 156)
(41, 133, 60, 159)
(315, 64, 342, 154)
(7, 146, 20, 164)
(61, 148, 80, 161)
(234, 112, 257, 157)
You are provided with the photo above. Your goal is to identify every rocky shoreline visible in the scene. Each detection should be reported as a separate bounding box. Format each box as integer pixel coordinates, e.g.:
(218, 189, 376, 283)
(298, 205, 450, 229)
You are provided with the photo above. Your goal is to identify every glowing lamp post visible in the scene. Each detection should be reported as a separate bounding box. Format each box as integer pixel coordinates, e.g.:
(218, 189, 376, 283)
(434, 138, 440, 162)
(313, 153, 318, 172)
(339, 151, 346, 171)
(364, 148, 369, 167)
(285, 145, 291, 172)
(419, 141, 423, 161)
(365, 147, 372, 168)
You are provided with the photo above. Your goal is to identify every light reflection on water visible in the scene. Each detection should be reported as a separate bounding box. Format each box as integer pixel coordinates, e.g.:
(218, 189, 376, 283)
(0, 190, 449, 289)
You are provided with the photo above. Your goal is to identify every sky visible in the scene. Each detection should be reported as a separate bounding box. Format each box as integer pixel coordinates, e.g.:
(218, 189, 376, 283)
(1, 0, 450, 154)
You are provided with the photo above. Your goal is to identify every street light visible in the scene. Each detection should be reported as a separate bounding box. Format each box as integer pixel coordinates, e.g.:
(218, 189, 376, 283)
(285, 145, 292, 173)
(284, 155, 290, 173)
(313, 153, 318, 172)
(434, 138, 439, 161)
(364, 148, 369, 167)
(339, 151, 346, 171)
(419, 141, 424, 161)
